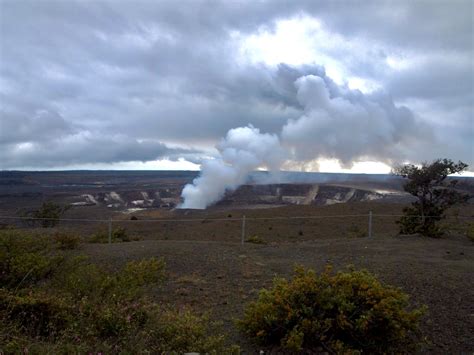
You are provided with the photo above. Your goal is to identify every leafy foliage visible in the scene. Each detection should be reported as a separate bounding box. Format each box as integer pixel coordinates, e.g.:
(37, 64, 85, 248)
(467, 222, 474, 242)
(88, 226, 134, 243)
(347, 224, 366, 238)
(238, 265, 425, 353)
(0, 230, 235, 353)
(394, 159, 469, 237)
(0, 230, 63, 288)
(246, 235, 267, 244)
(23, 201, 71, 228)
(53, 232, 81, 250)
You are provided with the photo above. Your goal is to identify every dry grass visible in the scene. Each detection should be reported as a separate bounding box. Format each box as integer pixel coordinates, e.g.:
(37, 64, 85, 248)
(51, 202, 474, 245)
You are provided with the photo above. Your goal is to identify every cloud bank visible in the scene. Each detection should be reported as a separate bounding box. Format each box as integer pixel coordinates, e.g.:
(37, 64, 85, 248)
(0, 0, 472, 171)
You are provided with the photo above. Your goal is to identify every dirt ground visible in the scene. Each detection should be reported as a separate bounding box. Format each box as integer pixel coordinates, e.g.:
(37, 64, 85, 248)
(72, 203, 474, 353)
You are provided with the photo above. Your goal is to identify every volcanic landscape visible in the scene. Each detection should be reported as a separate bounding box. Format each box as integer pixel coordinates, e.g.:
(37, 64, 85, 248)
(1, 170, 473, 352)
(0, 170, 421, 216)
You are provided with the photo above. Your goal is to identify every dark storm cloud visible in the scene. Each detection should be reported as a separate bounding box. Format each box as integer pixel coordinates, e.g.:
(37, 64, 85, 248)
(0, 135, 198, 169)
(0, 0, 472, 169)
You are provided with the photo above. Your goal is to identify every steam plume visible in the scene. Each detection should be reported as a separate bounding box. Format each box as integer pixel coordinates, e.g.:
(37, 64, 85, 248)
(180, 126, 285, 209)
(180, 72, 432, 209)
(282, 75, 430, 167)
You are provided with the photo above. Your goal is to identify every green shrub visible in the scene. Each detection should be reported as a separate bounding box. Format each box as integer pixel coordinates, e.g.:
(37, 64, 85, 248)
(89, 226, 131, 243)
(53, 232, 81, 250)
(0, 230, 63, 289)
(467, 222, 474, 242)
(0, 229, 50, 256)
(0, 229, 236, 353)
(238, 265, 426, 353)
(0, 223, 16, 230)
(0, 289, 71, 338)
(113, 226, 129, 241)
(121, 257, 166, 289)
(21, 201, 71, 228)
(52, 257, 165, 305)
(246, 235, 267, 245)
(7, 253, 63, 287)
(397, 206, 444, 237)
(88, 230, 108, 243)
(140, 308, 238, 354)
(347, 224, 366, 238)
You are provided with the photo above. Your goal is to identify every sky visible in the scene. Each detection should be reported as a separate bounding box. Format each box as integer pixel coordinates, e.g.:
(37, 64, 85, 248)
(0, 0, 473, 173)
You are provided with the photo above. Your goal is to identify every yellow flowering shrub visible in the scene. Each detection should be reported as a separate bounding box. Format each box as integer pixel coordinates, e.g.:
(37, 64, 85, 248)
(238, 265, 426, 353)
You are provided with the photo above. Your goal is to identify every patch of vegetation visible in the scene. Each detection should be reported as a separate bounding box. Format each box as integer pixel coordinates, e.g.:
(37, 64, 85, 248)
(22, 201, 71, 228)
(88, 226, 135, 243)
(246, 235, 267, 245)
(0, 230, 63, 288)
(238, 265, 426, 353)
(347, 224, 366, 238)
(0, 223, 16, 230)
(467, 222, 474, 242)
(0, 229, 237, 353)
(394, 159, 469, 237)
(53, 232, 81, 250)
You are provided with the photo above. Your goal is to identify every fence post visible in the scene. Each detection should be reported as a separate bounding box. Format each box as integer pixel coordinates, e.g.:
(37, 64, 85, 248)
(368, 211, 372, 238)
(241, 215, 246, 245)
(108, 218, 112, 244)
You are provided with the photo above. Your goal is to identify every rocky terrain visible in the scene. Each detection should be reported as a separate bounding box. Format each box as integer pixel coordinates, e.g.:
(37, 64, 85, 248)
(0, 171, 471, 217)
(217, 183, 411, 207)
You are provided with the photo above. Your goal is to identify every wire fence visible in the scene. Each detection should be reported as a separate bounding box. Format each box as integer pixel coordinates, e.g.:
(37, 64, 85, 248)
(1, 211, 473, 244)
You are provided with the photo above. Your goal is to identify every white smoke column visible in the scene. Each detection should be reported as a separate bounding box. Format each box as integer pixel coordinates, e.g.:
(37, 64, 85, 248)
(180, 125, 285, 209)
(180, 72, 432, 209)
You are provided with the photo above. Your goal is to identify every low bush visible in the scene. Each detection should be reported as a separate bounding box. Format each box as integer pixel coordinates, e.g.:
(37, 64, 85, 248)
(53, 232, 81, 250)
(0, 229, 236, 353)
(88, 226, 131, 243)
(113, 226, 130, 241)
(0, 230, 63, 289)
(246, 235, 267, 245)
(397, 207, 444, 237)
(467, 225, 474, 242)
(238, 265, 426, 353)
(141, 308, 239, 354)
(347, 224, 366, 238)
(0, 223, 16, 230)
(0, 289, 71, 338)
(21, 201, 71, 228)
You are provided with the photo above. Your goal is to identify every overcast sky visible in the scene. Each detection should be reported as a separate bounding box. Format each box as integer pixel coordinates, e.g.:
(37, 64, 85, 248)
(0, 0, 472, 172)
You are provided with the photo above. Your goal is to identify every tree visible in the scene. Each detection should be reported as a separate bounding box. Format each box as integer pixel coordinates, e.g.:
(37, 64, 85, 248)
(394, 159, 469, 237)
(30, 201, 71, 228)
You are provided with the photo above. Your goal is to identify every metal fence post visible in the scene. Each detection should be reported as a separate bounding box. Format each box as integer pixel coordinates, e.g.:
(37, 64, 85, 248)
(108, 218, 112, 244)
(368, 211, 372, 238)
(241, 215, 246, 245)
